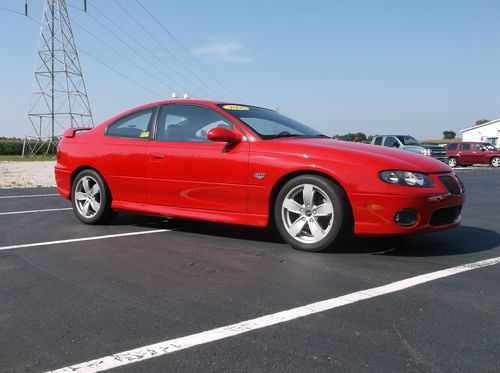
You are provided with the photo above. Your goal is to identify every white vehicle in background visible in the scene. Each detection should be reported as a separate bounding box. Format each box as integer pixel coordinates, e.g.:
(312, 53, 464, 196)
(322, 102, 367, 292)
(371, 135, 447, 162)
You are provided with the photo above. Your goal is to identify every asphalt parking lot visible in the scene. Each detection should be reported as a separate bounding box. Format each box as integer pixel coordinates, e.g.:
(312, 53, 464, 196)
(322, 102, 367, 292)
(1, 168, 499, 372)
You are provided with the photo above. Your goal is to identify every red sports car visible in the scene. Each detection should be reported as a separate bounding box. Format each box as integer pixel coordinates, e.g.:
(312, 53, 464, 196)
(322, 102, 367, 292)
(55, 100, 465, 252)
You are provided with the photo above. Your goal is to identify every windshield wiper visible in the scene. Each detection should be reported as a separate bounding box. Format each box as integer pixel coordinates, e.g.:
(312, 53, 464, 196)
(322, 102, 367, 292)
(313, 134, 331, 138)
(272, 133, 305, 139)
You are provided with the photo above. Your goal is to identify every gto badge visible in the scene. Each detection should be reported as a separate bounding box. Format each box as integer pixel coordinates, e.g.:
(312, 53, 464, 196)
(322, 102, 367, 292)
(254, 172, 266, 180)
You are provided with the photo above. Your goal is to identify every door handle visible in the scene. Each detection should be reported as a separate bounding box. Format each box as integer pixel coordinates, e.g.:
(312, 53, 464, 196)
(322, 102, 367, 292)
(150, 153, 164, 160)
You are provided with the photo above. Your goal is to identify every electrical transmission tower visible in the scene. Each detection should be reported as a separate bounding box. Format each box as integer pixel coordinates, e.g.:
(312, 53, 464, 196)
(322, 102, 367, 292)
(24, 0, 93, 156)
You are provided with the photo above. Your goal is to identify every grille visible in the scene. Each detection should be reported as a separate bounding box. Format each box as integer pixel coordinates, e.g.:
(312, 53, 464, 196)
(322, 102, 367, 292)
(430, 148, 447, 160)
(430, 206, 462, 226)
(439, 176, 462, 195)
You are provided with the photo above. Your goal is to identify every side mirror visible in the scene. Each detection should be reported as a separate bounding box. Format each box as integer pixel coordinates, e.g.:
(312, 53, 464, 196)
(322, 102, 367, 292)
(207, 127, 242, 144)
(392, 142, 400, 148)
(482, 148, 486, 152)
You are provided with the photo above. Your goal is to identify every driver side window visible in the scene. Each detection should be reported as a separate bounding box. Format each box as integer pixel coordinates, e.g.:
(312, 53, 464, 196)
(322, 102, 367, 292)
(383, 136, 399, 147)
(155, 105, 234, 142)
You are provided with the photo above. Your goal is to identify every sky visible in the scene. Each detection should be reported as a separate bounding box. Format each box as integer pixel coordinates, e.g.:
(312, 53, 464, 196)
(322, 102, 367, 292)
(0, 0, 499, 139)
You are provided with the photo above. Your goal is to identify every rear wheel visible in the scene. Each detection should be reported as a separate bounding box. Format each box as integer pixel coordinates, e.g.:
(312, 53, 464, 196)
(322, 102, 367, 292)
(491, 157, 500, 167)
(71, 169, 115, 224)
(274, 175, 351, 252)
(447, 157, 458, 168)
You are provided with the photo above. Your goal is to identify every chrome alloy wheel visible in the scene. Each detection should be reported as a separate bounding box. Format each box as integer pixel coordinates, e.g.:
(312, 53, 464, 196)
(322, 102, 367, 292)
(492, 157, 500, 167)
(447, 157, 457, 168)
(74, 176, 102, 218)
(281, 183, 334, 244)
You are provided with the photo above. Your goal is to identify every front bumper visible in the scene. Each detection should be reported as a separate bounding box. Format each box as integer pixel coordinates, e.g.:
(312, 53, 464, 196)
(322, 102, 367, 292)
(350, 173, 464, 236)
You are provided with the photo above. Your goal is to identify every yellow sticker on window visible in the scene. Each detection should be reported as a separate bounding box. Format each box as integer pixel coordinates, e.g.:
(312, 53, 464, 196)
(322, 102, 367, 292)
(222, 105, 250, 111)
(139, 131, 150, 138)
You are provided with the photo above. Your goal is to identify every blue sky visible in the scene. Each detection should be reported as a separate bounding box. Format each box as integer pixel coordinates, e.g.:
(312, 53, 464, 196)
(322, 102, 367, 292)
(0, 0, 499, 139)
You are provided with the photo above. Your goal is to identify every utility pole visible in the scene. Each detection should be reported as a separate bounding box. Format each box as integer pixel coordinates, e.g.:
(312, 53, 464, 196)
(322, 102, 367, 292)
(24, 0, 93, 156)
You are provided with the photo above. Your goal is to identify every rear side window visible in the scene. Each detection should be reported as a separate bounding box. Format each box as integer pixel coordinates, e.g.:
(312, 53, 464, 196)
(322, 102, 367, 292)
(460, 143, 471, 151)
(374, 137, 382, 145)
(106, 108, 155, 139)
(447, 143, 458, 150)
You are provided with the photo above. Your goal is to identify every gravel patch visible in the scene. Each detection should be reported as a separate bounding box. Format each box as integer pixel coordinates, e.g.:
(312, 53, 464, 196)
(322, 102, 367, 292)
(0, 161, 56, 189)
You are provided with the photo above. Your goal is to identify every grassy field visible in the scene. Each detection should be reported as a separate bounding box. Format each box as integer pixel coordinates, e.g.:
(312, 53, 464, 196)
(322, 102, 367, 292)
(421, 138, 462, 144)
(0, 155, 56, 162)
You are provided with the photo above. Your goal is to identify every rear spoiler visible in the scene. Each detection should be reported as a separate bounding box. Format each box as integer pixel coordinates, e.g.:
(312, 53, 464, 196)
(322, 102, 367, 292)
(63, 127, 93, 138)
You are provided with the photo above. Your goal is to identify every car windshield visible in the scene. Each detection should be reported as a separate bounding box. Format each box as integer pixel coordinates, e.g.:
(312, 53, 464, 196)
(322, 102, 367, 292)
(396, 136, 421, 145)
(485, 144, 495, 150)
(218, 104, 324, 139)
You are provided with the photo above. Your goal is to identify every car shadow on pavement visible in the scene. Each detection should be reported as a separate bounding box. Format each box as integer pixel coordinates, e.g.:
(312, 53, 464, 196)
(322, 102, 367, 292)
(336, 225, 500, 257)
(109, 214, 499, 257)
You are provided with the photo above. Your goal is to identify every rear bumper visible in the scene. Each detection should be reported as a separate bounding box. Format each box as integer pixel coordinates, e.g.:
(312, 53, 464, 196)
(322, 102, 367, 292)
(54, 166, 71, 199)
(351, 191, 464, 236)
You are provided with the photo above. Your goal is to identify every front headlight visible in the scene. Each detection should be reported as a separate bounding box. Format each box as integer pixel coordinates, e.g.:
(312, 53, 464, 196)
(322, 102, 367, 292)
(379, 170, 435, 187)
(419, 149, 431, 156)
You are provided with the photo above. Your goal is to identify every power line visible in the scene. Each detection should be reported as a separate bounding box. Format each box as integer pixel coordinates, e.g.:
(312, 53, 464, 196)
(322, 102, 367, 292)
(71, 18, 177, 94)
(78, 47, 163, 98)
(134, 0, 243, 101)
(111, 0, 222, 100)
(0, 5, 25, 16)
(68, 4, 189, 95)
(88, 0, 215, 99)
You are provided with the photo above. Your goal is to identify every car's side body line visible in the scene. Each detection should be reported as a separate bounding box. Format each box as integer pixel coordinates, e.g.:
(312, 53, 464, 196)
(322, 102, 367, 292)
(111, 200, 268, 227)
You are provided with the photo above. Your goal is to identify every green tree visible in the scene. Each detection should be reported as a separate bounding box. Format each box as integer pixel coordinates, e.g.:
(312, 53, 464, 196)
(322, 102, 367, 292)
(443, 131, 456, 139)
(475, 119, 489, 126)
(333, 132, 368, 142)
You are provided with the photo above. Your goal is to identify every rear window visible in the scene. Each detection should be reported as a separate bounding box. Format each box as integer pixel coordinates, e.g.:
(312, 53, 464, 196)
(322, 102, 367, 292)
(106, 108, 155, 139)
(447, 143, 458, 150)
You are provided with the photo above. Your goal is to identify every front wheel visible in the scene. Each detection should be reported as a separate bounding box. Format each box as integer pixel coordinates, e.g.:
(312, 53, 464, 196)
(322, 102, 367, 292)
(274, 175, 351, 252)
(491, 157, 500, 167)
(447, 157, 458, 168)
(71, 169, 115, 224)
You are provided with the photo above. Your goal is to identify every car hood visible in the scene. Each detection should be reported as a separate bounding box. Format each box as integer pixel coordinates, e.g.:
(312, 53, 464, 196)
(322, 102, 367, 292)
(263, 138, 451, 173)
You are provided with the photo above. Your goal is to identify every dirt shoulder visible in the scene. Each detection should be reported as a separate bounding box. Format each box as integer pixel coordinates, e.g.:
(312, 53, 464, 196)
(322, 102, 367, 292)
(0, 161, 56, 188)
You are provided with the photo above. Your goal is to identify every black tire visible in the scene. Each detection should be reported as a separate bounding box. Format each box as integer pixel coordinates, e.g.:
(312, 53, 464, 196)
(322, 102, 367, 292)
(71, 169, 116, 224)
(447, 157, 458, 168)
(274, 175, 352, 252)
(491, 156, 500, 167)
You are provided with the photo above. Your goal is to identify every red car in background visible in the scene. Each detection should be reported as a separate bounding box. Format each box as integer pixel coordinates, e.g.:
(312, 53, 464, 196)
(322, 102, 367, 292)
(55, 100, 465, 252)
(446, 142, 500, 168)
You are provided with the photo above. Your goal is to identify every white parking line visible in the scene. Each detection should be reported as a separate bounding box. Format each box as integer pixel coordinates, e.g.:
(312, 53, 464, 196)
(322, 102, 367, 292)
(0, 193, 59, 199)
(0, 229, 170, 251)
(48, 256, 500, 373)
(0, 208, 72, 216)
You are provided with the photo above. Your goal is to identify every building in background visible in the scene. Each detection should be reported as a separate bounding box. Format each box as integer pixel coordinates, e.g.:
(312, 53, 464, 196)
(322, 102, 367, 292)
(460, 119, 500, 148)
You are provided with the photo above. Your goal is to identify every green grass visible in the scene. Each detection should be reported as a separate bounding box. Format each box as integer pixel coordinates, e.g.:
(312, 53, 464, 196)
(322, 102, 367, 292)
(421, 138, 462, 144)
(0, 155, 56, 162)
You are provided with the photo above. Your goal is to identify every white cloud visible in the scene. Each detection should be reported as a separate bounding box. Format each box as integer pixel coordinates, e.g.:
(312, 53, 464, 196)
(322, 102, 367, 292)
(192, 40, 253, 63)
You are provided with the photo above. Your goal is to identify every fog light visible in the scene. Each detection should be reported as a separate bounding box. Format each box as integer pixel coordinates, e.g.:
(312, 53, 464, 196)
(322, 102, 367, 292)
(394, 209, 418, 227)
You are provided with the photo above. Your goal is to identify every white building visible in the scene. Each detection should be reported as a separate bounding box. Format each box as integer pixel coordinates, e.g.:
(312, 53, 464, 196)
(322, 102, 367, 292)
(460, 119, 500, 148)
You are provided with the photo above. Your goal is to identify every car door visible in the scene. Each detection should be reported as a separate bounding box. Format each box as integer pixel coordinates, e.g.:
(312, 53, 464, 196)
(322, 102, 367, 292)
(146, 104, 250, 213)
(458, 143, 473, 164)
(471, 143, 486, 164)
(99, 107, 156, 203)
(383, 136, 399, 148)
